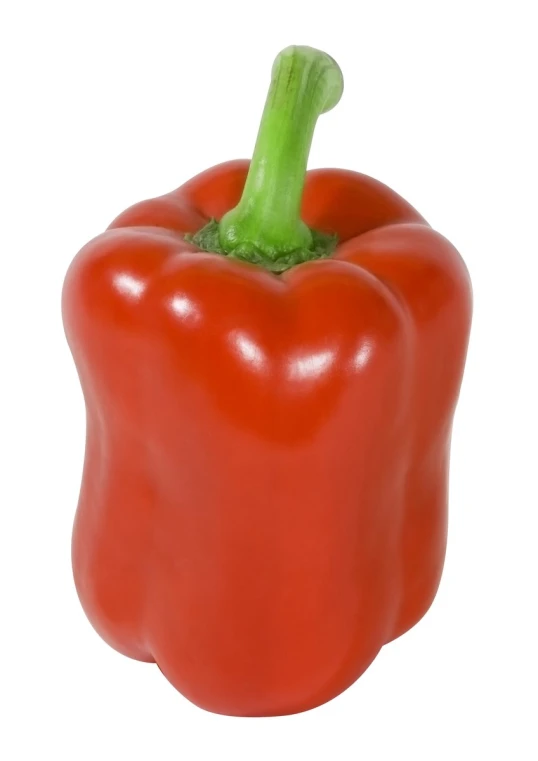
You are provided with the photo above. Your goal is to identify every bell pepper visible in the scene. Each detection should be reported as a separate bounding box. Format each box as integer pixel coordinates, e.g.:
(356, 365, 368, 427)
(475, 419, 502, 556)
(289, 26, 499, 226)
(63, 46, 472, 717)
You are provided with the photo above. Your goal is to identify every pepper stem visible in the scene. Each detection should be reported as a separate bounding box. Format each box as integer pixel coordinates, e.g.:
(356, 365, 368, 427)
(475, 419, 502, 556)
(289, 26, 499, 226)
(218, 46, 343, 263)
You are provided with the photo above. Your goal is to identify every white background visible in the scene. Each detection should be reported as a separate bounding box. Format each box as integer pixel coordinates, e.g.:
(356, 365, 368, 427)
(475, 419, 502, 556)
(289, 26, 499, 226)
(1, 1, 537, 758)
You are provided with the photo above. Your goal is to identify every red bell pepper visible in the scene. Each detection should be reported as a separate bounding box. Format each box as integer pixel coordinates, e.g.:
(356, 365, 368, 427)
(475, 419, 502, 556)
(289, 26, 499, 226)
(63, 46, 472, 716)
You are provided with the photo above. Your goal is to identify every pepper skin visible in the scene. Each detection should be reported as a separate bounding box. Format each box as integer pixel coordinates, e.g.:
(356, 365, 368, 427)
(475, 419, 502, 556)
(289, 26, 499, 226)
(63, 48, 472, 716)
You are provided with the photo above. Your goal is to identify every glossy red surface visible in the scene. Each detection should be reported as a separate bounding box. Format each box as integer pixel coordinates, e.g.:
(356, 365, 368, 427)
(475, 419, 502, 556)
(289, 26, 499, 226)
(63, 160, 472, 716)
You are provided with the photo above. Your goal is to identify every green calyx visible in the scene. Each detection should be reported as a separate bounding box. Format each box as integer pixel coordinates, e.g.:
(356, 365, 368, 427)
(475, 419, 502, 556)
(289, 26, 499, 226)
(187, 46, 343, 273)
(187, 219, 338, 273)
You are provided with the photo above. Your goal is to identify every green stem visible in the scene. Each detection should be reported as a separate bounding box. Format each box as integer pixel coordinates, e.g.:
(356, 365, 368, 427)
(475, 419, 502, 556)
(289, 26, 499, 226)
(202, 47, 342, 270)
